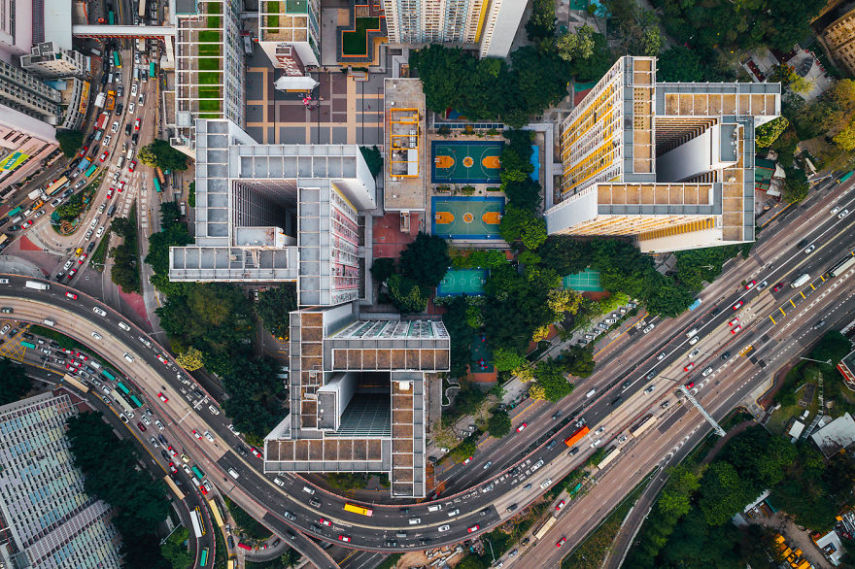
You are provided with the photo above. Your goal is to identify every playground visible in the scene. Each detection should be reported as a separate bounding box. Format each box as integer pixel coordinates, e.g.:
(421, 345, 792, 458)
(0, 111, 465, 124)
(436, 269, 487, 297)
(431, 140, 503, 184)
(470, 333, 494, 374)
(431, 196, 504, 239)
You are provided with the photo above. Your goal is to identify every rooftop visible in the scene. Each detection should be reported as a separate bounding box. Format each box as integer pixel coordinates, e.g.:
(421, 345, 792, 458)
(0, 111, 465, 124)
(384, 78, 427, 212)
(810, 412, 855, 458)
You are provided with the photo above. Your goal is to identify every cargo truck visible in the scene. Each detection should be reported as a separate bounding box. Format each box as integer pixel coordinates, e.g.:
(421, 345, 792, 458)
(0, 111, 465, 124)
(24, 280, 49, 290)
(791, 274, 811, 288)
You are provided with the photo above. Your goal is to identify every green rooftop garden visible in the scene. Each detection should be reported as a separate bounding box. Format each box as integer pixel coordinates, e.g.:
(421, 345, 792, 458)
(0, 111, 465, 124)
(341, 17, 380, 57)
(267, 1, 280, 28)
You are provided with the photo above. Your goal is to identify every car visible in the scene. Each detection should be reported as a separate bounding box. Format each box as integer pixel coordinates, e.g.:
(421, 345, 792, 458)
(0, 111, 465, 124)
(1, 324, 11, 335)
(137, 422, 147, 432)
(642, 324, 655, 334)
(556, 537, 567, 548)
(839, 208, 850, 219)
(155, 420, 164, 430)
(50, 197, 62, 208)
(482, 461, 492, 470)
(463, 456, 473, 465)
(688, 335, 699, 346)
(167, 446, 179, 458)
(773, 282, 785, 292)
(250, 446, 262, 459)
(65, 291, 77, 300)
(156, 354, 169, 365)
(804, 244, 816, 255)
(644, 384, 655, 394)
(732, 300, 743, 310)
(84, 229, 93, 239)
(95, 226, 104, 237)
(618, 434, 628, 443)
(91, 331, 102, 340)
(138, 94, 145, 106)
(203, 431, 215, 442)
(467, 525, 480, 533)
(192, 429, 202, 440)
(757, 280, 768, 290)
(134, 118, 141, 131)
(128, 161, 137, 172)
(65, 364, 78, 373)
(199, 483, 209, 496)
(689, 348, 700, 358)
(744, 280, 756, 290)
(158, 392, 169, 403)
(67, 268, 77, 279)
(319, 517, 332, 527)
(21, 219, 33, 229)
(832, 206, 841, 215)
(685, 381, 695, 389)
(730, 325, 742, 334)
(657, 352, 666, 361)
(128, 102, 135, 114)
(590, 439, 602, 448)
(438, 525, 450, 533)
(721, 351, 731, 361)
(338, 535, 351, 543)
(702, 367, 714, 377)
(728, 317, 740, 327)
(118, 180, 126, 191)
(102, 134, 111, 147)
(77, 253, 87, 264)
(111, 121, 119, 133)
(555, 500, 566, 511)
(77, 146, 88, 158)
(684, 362, 695, 372)
(168, 462, 178, 474)
(106, 188, 115, 199)
(516, 422, 527, 433)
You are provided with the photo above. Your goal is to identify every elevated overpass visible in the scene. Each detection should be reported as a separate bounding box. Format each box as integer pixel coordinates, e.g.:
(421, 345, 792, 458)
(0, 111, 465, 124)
(72, 25, 175, 65)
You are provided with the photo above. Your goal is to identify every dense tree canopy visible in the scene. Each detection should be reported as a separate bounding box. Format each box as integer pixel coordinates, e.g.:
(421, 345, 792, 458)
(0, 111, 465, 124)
(370, 257, 396, 284)
(256, 284, 298, 338)
(399, 232, 450, 289)
(110, 206, 141, 293)
(387, 274, 428, 314)
(534, 358, 574, 401)
(755, 117, 790, 148)
(137, 139, 188, 171)
(0, 358, 30, 404)
(486, 409, 511, 438)
(56, 129, 84, 158)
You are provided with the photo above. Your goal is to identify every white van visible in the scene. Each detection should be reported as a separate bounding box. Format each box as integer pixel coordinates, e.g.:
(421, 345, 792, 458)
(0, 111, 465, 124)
(118, 322, 131, 331)
(686, 328, 699, 339)
(90, 360, 102, 370)
(92, 306, 107, 317)
(42, 319, 55, 326)
(302, 486, 315, 495)
(408, 518, 421, 525)
(123, 352, 134, 363)
(228, 468, 240, 480)
(428, 504, 442, 512)
(273, 477, 285, 487)
(585, 388, 597, 398)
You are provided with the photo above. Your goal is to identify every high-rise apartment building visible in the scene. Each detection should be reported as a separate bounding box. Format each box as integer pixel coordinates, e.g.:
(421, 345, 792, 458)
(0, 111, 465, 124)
(382, 0, 525, 58)
(0, 393, 122, 569)
(0, 108, 58, 189)
(824, 7, 855, 76)
(257, 0, 321, 74)
(166, 0, 245, 157)
(21, 42, 91, 79)
(545, 56, 781, 252)
(0, 58, 62, 125)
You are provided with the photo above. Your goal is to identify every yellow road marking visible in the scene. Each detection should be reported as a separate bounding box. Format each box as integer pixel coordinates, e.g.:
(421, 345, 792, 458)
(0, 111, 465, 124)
(800, 291, 806, 299)
(769, 315, 776, 324)
(779, 306, 786, 315)
(790, 299, 796, 308)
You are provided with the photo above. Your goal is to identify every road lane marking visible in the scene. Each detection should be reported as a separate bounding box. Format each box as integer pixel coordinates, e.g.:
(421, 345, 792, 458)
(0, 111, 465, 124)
(768, 315, 776, 325)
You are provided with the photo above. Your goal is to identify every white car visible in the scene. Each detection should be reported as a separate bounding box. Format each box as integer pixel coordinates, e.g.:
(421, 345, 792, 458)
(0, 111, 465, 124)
(111, 121, 119, 133)
(91, 331, 102, 340)
(128, 102, 135, 114)
(839, 208, 850, 219)
(96, 226, 105, 237)
(131, 83, 138, 97)
(203, 431, 215, 442)
(102, 134, 111, 147)
(155, 420, 164, 431)
(642, 324, 655, 334)
(63, 259, 74, 271)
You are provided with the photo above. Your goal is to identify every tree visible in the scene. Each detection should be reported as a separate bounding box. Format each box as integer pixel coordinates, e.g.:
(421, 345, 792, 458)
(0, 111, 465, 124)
(0, 358, 30, 404)
(656, 46, 705, 82)
(783, 167, 809, 204)
(256, 284, 298, 338)
(528, 383, 547, 400)
(399, 232, 450, 289)
(370, 258, 396, 284)
(492, 347, 527, 372)
(486, 409, 511, 438)
(534, 358, 573, 402)
(568, 32, 615, 82)
(175, 347, 205, 371)
(499, 206, 547, 250)
(450, 438, 478, 462)
(359, 146, 383, 178)
(525, 0, 556, 45)
(755, 117, 790, 148)
(556, 25, 595, 63)
(547, 288, 583, 320)
(563, 345, 596, 378)
(833, 119, 855, 152)
(442, 297, 473, 378)
(810, 331, 852, 367)
(641, 27, 662, 56)
(137, 139, 188, 171)
(503, 177, 542, 212)
(538, 236, 592, 276)
(56, 129, 84, 158)
(387, 274, 428, 313)
(698, 462, 752, 526)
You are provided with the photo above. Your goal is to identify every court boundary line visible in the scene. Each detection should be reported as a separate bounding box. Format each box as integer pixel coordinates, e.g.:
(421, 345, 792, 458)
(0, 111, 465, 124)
(430, 140, 503, 184)
(430, 196, 505, 240)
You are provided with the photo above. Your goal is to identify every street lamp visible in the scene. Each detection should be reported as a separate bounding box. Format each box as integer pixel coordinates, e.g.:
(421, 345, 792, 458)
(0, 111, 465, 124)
(485, 537, 496, 563)
(800, 356, 832, 365)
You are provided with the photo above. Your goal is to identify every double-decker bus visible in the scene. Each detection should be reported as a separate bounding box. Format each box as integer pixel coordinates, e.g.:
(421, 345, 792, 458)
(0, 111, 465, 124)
(190, 507, 205, 538)
(830, 253, 855, 278)
(630, 414, 658, 438)
(155, 167, 165, 187)
(596, 447, 621, 471)
(116, 381, 131, 395)
(85, 164, 98, 177)
(46, 176, 69, 195)
(107, 10, 115, 24)
(164, 475, 185, 500)
(191, 465, 205, 480)
(112, 51, 121, 69)
(111, 390, 134, 415)
(129, 394, 144, 408)
(343, 503, 373, 517)
(0, 234, 8, 249)
(208, 499, 224, 528)
(101, 369, 116, 381)
(153, 177, 161, 193)
(200, 548, 209, 567)
(150, 61, 156, 79)
(533, 516, 557, 541)
(138, 0, 147, 18)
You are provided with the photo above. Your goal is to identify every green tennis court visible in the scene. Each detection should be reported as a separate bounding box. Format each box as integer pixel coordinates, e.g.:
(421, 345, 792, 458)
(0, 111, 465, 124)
(436, 269, 487, 297)
(431, 140, 503, 184)
(562, 269, 604, 292)
(432, 196, 504, 240)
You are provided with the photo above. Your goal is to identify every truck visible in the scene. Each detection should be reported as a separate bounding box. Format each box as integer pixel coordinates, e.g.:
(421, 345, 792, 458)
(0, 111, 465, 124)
(95, 112, 109, 131)
(94, 92, 106, 108)
(791, 274, 811, 288)
(838, 170, 854, 184)
(105, 90, 116, 112)
(27, 188, 45, 201)
(688, 298, 703, 311)
(76, 158, 91, 171)
(24, 280, 49, 290)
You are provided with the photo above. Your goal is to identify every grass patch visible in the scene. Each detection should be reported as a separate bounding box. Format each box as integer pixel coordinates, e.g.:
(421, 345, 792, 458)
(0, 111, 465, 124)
(198, 43, 221, 57)
(561, 468, 655, 569)
(198, 113, 222, 119)
(198, 30, 220, 44)
(197, 86, 221, 99)
(266, 1, 280, 28)
(375, 555, 402, 569)
(90, 232, 111, 272)
(198, 72, 220, 85)
(341, 17, 381, 56)
(198, 57, 221, 71)
(199, 100, 222, 112)
(224, 496, 271, 541)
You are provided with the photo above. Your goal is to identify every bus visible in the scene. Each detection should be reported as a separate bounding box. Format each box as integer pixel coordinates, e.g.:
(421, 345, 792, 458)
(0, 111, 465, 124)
(155, 167, 165, 187)
(20, 341, 35, 350)
(200, 548, 209, 567)
(227, 560, 234, 569)
(630, 414, 658, 438)
(830, 253, 855, 277)
(343, 503, 373, 517)
(564, 425, 590, 448)
(0, 234, 8, 249)
(190, 508, 205, 538)
(7, 206, 22, 218)
(596, 447, 621, 470)
(533, 516, 557, 541)
(46, 176, 70, 195)
(688, 298, 702, 311)
(85, 164, 98, 177)
(164, 475, 186, 500)
(116, 381, 131, 395)
(153, 177, 161, 193)
(101, 369, 116, 381)
(107, 10, 114, 24)
(138, 0, 147, 18)
(129, 394, 144, 408)
(191, 465, 205, 480)
(150, 61, 156, 79)
(839, 170, 854, 184)
(112, 390, 134, 415)
(568, 481, 583, 497)
(112, 51, 121, 69)
(208, 499, 224, 528)
(62, 373, 89, 393)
